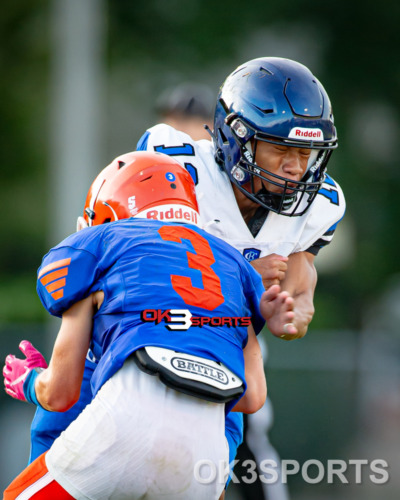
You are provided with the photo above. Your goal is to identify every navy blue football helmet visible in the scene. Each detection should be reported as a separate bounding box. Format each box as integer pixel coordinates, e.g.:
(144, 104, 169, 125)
(213, 57, 337, 216)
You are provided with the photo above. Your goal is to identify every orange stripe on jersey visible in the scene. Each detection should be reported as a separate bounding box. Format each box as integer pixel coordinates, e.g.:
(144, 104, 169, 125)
(39, 260, 70, 300)
(46, 278, 66, 293)
(40, 267, 68, 286)
(3, 452, 74, 500)
(3, 453, 49, 499)
(51, 289, 64, 300)
(38, 258, 71, 280)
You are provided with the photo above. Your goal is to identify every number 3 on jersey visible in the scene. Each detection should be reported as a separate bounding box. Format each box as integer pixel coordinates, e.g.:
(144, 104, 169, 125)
(158, 226, 224, 311)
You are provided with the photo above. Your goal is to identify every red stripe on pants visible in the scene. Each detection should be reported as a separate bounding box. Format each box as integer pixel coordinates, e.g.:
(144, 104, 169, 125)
(3, 452, 74, 499)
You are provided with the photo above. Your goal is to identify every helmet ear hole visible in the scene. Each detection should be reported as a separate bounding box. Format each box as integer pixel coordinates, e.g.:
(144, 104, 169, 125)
(85, 207, 95, 220)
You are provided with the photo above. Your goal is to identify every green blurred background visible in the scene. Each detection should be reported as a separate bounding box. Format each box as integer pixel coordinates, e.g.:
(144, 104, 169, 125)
(1, 1, 399, 498)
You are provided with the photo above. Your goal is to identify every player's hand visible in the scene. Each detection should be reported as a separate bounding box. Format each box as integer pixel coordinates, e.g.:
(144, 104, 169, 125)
(250, 254, 288, 290)
(259, 285, 299, 341)
(3, 341, 48, 401)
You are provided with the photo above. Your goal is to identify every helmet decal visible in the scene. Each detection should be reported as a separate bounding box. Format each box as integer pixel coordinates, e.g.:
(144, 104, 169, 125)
(165, 172, 176, 182)
(288, 127, 324, 140)
(136, 204, 200, 226)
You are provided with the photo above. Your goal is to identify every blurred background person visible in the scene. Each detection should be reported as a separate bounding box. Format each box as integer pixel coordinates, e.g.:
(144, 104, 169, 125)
(155, 81, 214, 140)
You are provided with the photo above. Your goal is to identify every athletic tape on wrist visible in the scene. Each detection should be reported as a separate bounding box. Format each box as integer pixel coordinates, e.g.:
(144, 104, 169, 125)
(23, 369, 44, 407)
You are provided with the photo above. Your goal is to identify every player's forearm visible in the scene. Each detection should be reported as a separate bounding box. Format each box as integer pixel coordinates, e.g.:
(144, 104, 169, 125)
(35, 294, 95, 411)
(231, 369, 267, 413)
(35, 367, 81, 412)
(281, 251, 317, 339)
(232, 326, 267, 412)
(291, 293, 315, 338)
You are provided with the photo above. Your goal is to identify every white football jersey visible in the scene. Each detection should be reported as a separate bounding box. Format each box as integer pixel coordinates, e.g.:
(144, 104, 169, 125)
(137, 124, 346, 261)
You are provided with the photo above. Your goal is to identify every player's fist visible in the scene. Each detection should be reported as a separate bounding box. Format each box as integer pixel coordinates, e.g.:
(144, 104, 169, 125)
(3, 341, 47, 401)
(250, 254, 288, 290)
(259, 285, 298, 340)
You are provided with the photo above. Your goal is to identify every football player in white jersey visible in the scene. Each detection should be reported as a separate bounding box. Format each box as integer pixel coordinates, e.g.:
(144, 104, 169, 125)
(138, 57, 345, 340)
(136, 57, 345, 499)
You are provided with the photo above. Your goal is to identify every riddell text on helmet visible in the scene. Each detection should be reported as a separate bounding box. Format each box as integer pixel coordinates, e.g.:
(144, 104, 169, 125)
(137, 204, 199, 224)
(288, 127, 324, 139)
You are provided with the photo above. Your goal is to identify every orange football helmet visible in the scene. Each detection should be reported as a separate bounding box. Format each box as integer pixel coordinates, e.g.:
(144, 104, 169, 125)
(82, 151, 200, 227)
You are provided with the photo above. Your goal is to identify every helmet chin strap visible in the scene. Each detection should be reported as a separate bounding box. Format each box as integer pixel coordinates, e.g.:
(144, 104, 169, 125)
(208, 125, 227, 169)
(255, 185, 297, 212)
(204, 124, 215, 140)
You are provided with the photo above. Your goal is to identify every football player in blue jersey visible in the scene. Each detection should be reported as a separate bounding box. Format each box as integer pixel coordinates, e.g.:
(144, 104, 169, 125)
(3, 151, 299, 500)
(4, 58, 345, 499)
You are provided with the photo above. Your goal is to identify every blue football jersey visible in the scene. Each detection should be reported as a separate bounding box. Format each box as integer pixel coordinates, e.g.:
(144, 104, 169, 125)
(37, 218, 265, 398)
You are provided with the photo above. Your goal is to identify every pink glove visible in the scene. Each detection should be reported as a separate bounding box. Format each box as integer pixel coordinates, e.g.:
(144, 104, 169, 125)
(3, 340, 48, 401)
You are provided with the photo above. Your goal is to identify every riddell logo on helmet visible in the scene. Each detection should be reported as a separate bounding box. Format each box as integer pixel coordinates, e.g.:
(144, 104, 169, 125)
(288, 127, 324, 140)
(137, 204, 199, 225)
